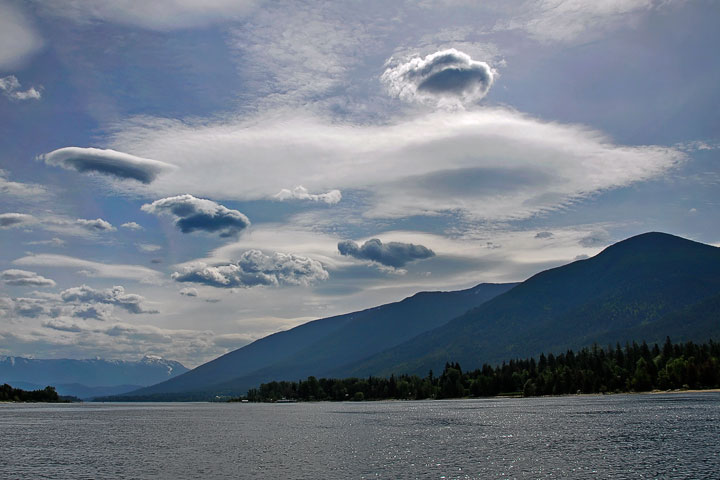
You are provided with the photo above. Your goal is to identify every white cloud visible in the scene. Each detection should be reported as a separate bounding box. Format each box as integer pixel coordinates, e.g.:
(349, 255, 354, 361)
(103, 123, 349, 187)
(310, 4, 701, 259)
(382, 49, 496, 106)
(141, 194, 250, 237)
(0, 169, 47, 198)
(0, 4, 43, 69)
(13, 254, 164, 283)
(137, 243, 162, 253)
(1, 269, 56, 287)
(172, 249, 329, 288)
(111, 108, 684, 222)
(37, 0, 258, 31)
(121, 222, 144, 231)
(75, 218, 116, 232)
(0, 75, 41, 101)
(496, 0, 664, 44)
(39, 147, 174, 184)
(60, 285, 158, 314)
(26, 237, 65, 247)
(0, 212, 35, 228)
(274, 186, 342, 204)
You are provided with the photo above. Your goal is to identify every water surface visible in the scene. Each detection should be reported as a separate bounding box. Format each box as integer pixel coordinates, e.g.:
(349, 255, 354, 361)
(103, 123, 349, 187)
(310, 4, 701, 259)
(1, 393, 718, 479)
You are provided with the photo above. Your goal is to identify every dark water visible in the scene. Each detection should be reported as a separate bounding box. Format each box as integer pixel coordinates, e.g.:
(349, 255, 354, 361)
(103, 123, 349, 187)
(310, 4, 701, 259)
(1, 393, 718, 479)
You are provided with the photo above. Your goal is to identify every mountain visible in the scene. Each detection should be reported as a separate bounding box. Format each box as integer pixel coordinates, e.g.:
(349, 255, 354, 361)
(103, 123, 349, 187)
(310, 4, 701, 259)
(121, 283, 517, 399)
(0, 355, 189, 399)
(339, 232, 720, 377)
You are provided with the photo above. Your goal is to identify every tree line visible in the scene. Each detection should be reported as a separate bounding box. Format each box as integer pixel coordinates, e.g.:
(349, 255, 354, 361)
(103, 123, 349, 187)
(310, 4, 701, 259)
(0, 384, 62, 402)
(240, 338, 720, 402)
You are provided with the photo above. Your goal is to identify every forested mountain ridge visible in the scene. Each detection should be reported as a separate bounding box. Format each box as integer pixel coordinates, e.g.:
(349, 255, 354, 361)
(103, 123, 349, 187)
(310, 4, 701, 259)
(118, 283, 517, 398)
(338, 232, 720, 378)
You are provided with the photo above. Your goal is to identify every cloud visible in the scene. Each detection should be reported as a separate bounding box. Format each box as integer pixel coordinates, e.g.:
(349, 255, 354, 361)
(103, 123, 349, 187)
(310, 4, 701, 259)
(274, 186, 342, 204)
(579, 230, 611, 247)
(1, 269, 56, 287)
(172, 250, 329, 288)
(179, 287, 198, 297)
(0, 75, 41, 101)
(75, 218, 116, 232)
(109, 109, 684, 222)
(496, 0, 666, 44)
(121, 222, 143, 231)
(39, 0, 258, 31)
(14, 254, 163, 283)
(338, 238, 435, 268)
(382, 49, 495, 105)
(0, 4, 43, 69)
(26, 237, 65, 247)
(137, 243, 162, 253)
(38, 147, 174, 184)
(141, 194, 250, 237)
(0, 213, 35, 228)
(60, 285, 157, 314)
(535, 231, 554, 239)
(0, 170, 47, 198)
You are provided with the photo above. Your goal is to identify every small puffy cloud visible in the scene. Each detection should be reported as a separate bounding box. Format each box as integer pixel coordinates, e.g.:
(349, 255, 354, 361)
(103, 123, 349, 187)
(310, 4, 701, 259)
(535, 231, 554, 239)
(0, 213, 35, 228)
(38, 147, 174, 184)
(172, 250, 329, 288)
(121, 221, 144, 231)
(179, 287, 198, 297)
(141, 194, 250, 237)
(76, 218, 116, 232)
(137, 243, 162, 253)
(60, 285, 158, 314)
(382, 49, 495, 105)
(0, 75, 41, 101)
(338, 238, 435, 268)
(1, 269, 56, 287)
(274, 186, 342, 204)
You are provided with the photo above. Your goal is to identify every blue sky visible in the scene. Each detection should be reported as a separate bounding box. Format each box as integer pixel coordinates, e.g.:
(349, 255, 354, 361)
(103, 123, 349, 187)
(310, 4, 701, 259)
(1, 0, 718, 367)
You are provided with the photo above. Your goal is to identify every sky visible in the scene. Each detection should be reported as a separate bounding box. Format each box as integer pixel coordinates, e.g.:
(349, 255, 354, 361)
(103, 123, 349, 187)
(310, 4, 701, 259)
(1, 0, 718, 367)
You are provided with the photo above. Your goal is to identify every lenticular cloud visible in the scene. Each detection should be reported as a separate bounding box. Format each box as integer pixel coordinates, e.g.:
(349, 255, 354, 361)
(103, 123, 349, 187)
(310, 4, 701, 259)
(382, 49, 495, 105)
(39, 147, 174, 184)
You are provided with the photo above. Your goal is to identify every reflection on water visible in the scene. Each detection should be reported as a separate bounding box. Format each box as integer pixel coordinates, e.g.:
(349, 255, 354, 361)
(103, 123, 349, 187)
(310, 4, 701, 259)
(1, 393, 718, 479)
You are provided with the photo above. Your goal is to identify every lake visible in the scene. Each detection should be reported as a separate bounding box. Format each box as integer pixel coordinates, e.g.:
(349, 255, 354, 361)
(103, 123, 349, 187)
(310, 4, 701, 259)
(1, 393, 718, 479)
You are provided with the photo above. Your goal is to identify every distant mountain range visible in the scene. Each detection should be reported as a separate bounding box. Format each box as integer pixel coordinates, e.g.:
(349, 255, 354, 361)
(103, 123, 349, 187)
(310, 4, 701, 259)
(109, 232, 720, 401)
(120, 283, 517, 400)
(0, 356, 188, 399)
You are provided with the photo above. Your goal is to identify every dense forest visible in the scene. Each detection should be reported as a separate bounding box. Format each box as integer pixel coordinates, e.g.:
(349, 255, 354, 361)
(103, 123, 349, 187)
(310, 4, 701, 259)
(0, 384, 64, 402)
(240, 338, 720, 402)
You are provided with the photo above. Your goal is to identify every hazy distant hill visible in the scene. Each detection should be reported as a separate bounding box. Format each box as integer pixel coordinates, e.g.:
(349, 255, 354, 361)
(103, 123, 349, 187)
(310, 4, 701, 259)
(0, 356, 188, 399)
(339, 232, 720, 377)
(122, 283, 517, 399)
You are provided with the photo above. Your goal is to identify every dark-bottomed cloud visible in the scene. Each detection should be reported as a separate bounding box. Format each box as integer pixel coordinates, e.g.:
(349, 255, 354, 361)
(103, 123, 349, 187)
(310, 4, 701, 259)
(382, 49, 495, 104)
(60, 285, 158, 314)
(338, 238, 435, 268)
(1, 269, 56, 287)
(172, 250, 328, 288)
(38, 147, 174, 184)
(141, 194, 250, 237)
(0, 213, 34, 228)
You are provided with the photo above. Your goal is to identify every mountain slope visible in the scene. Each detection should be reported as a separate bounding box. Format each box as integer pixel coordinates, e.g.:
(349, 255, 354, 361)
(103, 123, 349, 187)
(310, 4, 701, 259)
(0, 356, 188, 398)
(126, 283, 517, 397)
(340, 232, 720, 377)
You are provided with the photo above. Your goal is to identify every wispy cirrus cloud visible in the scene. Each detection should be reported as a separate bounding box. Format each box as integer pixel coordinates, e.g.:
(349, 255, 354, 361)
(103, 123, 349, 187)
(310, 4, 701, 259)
(13, 254, 163, 283)
(0, 3, 43, 69)
(141, 194, 250, 237)
(39, 147, 174, 184)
